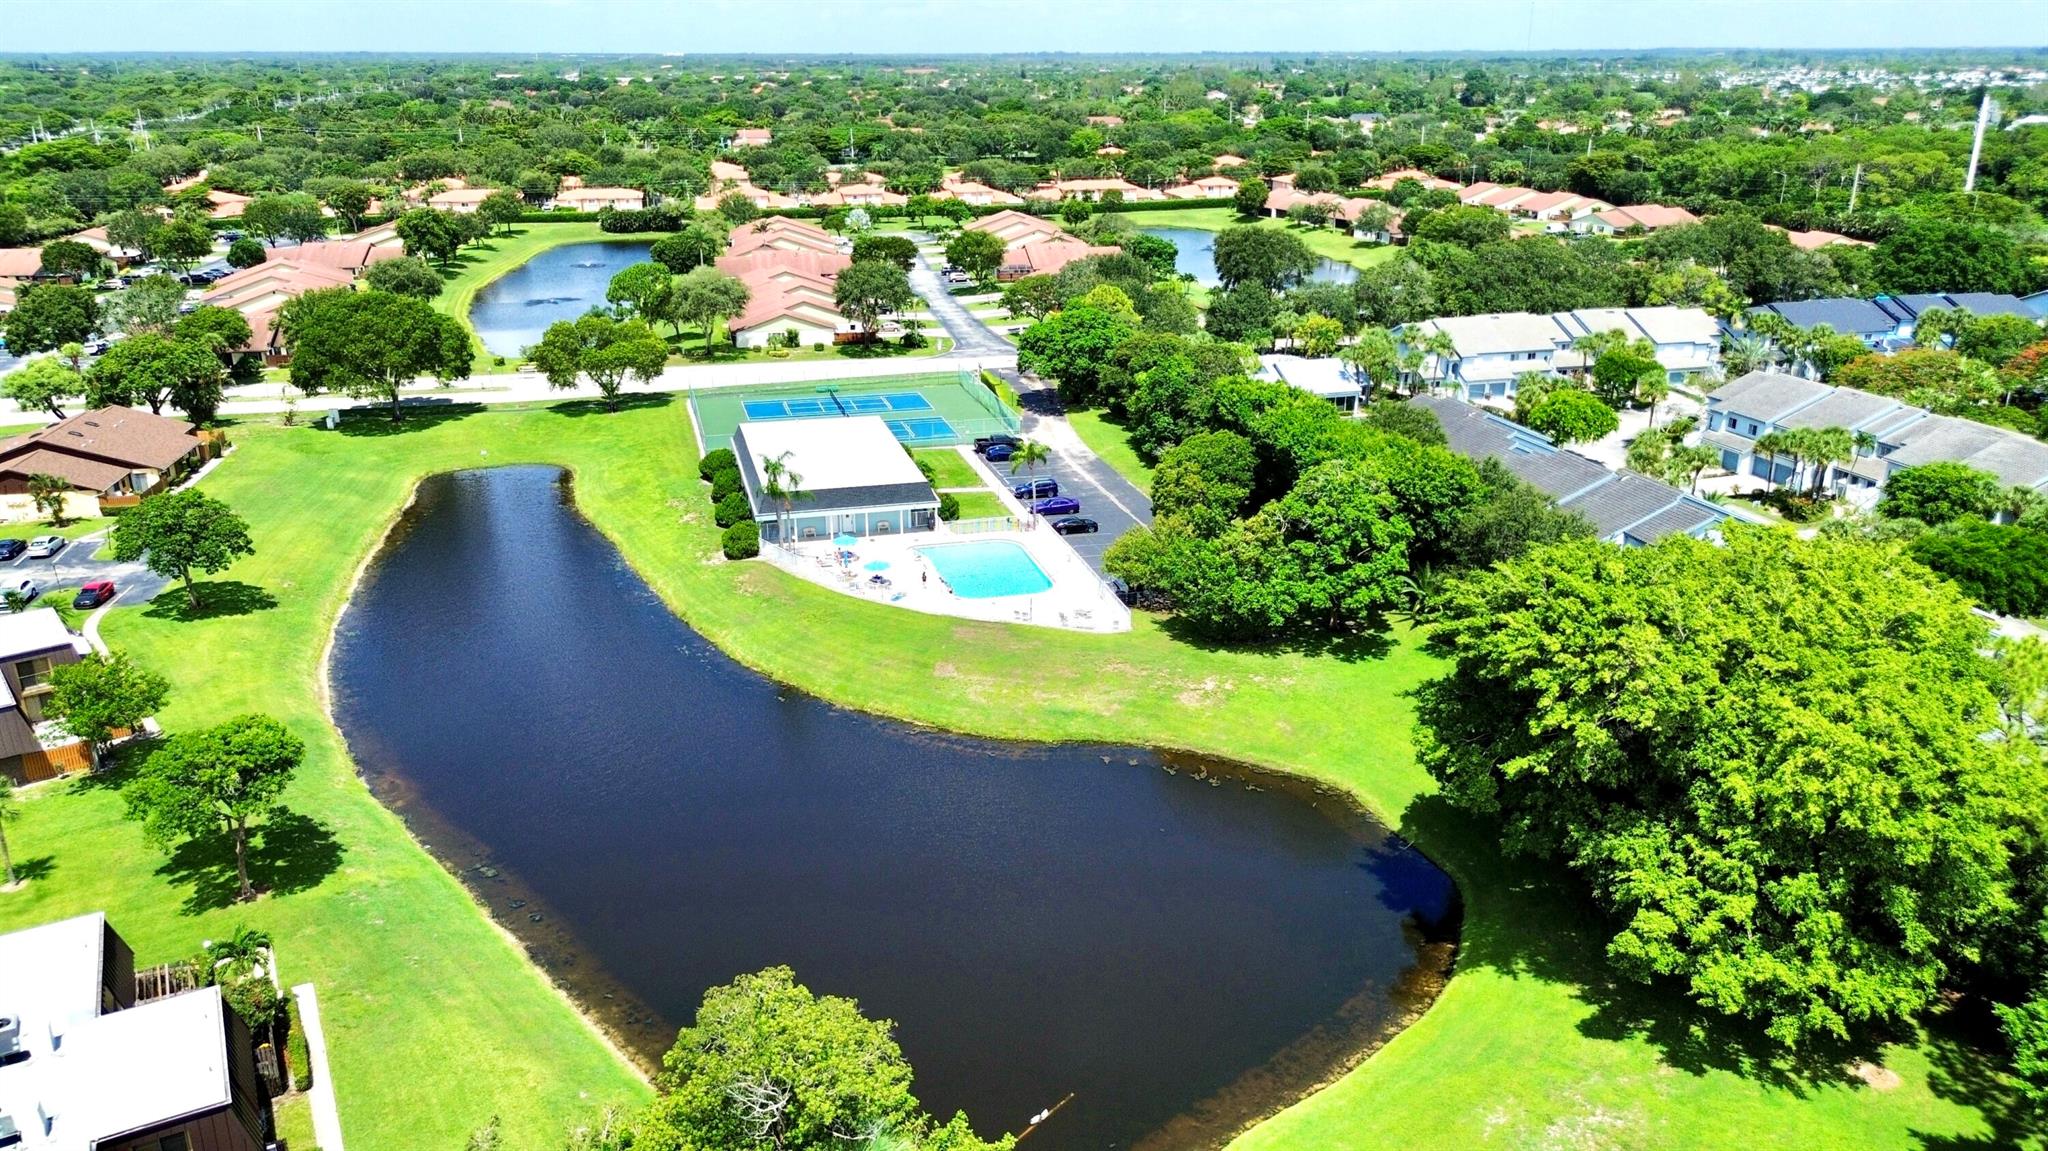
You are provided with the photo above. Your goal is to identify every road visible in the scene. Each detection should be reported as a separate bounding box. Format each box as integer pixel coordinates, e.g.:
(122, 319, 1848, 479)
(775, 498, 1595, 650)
(907, 250, 1016, 358)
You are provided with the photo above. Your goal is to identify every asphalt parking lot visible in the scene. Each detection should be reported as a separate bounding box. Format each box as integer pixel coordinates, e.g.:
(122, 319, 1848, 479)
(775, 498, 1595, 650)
(969, 441, 1151, 576)
(0, 533, 168, 611)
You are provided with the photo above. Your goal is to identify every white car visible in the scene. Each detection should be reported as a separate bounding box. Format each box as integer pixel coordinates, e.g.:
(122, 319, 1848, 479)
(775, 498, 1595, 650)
(24, 536, 65, 559)
(8, 578, 38, 604)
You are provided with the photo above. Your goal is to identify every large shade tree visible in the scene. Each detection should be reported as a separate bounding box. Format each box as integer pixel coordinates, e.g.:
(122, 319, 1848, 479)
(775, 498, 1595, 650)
(109, 489, 256, 612)
(1415, 529, 2039, 1048)
(123, 714, 305, 903)
(525, 313, 670, 409)
(281, 288, 472, 420)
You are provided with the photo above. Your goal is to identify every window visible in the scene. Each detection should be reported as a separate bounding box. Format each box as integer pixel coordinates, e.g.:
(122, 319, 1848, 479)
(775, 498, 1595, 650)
(13, 658, 50, 690)
(157, 1135, 190, 1151)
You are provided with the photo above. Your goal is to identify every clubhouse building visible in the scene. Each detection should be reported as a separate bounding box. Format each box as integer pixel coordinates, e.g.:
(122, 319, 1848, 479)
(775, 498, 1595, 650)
(733, 417, 940, 542)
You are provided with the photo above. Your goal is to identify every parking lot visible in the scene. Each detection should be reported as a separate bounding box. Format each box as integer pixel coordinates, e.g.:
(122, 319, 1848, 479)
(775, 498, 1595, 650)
(968, 437, 1151, 577)
(0, 532, 168, 611)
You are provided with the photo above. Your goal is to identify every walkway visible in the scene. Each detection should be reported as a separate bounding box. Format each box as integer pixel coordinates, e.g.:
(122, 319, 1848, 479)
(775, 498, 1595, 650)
(292, 983, 347, 1151)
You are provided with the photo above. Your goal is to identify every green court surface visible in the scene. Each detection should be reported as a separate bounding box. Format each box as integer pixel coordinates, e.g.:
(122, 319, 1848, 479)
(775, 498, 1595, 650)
(688, 372, 1019, 454)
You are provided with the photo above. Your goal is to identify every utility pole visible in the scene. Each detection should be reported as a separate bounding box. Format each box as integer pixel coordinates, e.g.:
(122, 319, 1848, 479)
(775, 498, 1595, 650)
(255, 124, 262, 145)
(1964, 91, 1994, 192)
(1847, 163, 1862, 214)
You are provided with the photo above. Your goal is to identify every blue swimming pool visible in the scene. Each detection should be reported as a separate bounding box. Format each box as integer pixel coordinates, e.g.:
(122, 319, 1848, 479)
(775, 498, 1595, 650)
(916, 540, 1053, 598)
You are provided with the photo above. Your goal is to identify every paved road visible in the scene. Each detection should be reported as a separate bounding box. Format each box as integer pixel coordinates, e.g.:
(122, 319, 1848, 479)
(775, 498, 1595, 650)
(908, 249, 1016, 358)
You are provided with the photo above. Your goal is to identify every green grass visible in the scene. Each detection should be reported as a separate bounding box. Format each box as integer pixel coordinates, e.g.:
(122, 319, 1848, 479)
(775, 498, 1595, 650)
(273, 1094, 317, 1151)
(913, 448, 982, 489)
(1065, 408, 1156, 489)
(0, 399, 2028, 1151)
(1124, 206, 1403, 274)
(0, 517, 112, 541)
(946, 490, 1008, 520)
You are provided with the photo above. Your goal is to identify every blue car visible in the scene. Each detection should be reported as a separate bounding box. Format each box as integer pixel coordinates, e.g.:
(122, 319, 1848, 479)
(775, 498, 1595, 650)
(984, 443, 1015, 462)
(1012, 478, 1058, 500)
(1031, 496, 1080, 516)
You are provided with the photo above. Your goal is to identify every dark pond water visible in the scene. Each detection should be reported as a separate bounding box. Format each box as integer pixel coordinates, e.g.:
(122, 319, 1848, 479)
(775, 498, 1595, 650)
(1140, 226, 1358, 289)
(468, 240, 654, 357)
(331, 466, 1456, 1151)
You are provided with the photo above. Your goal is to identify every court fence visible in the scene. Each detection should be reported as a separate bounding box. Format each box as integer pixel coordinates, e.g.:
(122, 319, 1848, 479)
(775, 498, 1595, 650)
(690, 371, 1023, 455)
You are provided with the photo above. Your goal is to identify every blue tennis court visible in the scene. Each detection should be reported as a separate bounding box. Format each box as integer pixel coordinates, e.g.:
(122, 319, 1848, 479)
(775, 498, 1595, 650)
(887, 417, 955, 441)
(742, 392, 935, 421)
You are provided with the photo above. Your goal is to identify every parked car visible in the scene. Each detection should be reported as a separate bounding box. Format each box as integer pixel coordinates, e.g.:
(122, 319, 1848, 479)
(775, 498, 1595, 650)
(946, 272, 970, 285)
(25, 536, 65, 559)
(0, 539, 24, 562)
(8, 578, 39, 604)
(1012, 478, 1058, 500)
(1031, 496, 1081, 516)
(1052, 516, 1099, 535)
(73, 580, 116, 609)
(220, 231, 243, 242)
(975, 434, 1022, 453)
(983, 443, 1016, 463)
(1104, 575, 1133, 605)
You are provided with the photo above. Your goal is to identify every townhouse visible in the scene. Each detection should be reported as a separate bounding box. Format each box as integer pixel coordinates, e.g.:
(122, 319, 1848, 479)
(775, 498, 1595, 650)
(1404, 305, 1722, 401)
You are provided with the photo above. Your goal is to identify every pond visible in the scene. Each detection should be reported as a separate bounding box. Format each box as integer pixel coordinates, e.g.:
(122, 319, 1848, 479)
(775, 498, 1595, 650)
(468, 240, 654, 358)
(331, 466, 1456, 1151)
(1140, 226, 1359, 289)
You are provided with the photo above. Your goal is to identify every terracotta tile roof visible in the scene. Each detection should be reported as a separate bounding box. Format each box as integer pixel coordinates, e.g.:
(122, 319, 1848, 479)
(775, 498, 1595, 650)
(270, 241, 402, 272)
(728, 279, 845, 333)
(1596, 204, 1699, 231)
(1213, 154, 1247, 168)
(553, 186, 644, 207)
(1004, 241, 1121, 276)
(714, 250, 852, 280)
(0, 249, 43, 279)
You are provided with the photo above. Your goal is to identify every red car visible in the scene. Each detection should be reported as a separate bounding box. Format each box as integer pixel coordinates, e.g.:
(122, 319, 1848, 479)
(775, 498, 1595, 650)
(73, 580, 116, 609)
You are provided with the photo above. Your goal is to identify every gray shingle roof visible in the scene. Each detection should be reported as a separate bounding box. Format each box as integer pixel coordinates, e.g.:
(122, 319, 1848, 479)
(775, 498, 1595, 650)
(1774, 386, 1903, 431)
(1620, 498, 1723, 545)
(1942, 292, 2037, 319)
(1709, 371, 1833, 421)
(1752, 297, 1898, 337)
(1563, 472, 1687, 539)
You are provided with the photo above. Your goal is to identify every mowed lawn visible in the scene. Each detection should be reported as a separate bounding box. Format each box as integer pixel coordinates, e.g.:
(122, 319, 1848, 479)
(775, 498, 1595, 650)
(1124, 205, 1403, 274)
(0, 398, 2027, 1150)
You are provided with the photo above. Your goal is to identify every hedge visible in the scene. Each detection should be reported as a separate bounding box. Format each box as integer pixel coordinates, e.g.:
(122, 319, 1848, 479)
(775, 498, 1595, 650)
(710, 467, 743, 503)
(284, 996, 312, 1092)
(714, 490, 753, 528)
(938, 492, 960, 521)
(721, 519, 761, 559)
(698, 447, 737, 481)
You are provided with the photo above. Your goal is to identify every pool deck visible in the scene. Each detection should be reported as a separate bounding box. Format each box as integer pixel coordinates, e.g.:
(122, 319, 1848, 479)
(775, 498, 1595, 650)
(759, 523, 1130, 632)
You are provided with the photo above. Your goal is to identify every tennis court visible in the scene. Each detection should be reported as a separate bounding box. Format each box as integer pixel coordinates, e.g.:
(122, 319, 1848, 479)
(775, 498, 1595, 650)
(691, 372, 1019, 453)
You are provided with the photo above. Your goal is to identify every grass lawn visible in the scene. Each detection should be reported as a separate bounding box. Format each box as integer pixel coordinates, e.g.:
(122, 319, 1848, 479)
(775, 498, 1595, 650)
(273, 1094, 316, 1150)
(0, 516, 113, 542)
(946, 490, 1008, 520)
(1065, 408, 1156, 490)
(0, 399, 2029, 1151)
(1124, 206, 1403, 274)
(913, 447, 982, 489)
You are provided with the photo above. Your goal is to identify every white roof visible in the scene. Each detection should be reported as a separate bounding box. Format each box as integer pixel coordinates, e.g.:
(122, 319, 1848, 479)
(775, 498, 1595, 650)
(0, 609, 88, 663)
(0, 915, 234, 1150)
(1258, 354, 1363, 399)
(1622, 305, 1718, 345)
(1415, 312, 1568, 356)
(734, 416, 927, 493)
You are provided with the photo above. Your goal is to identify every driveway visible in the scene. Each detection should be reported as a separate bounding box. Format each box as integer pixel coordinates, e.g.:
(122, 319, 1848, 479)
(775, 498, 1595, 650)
(908, 248, 1017, 359)
(968, 375, 1153, 576)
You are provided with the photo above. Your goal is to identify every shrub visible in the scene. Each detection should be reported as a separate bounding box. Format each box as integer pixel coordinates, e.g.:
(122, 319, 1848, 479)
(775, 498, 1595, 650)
(938, 492, 960, 521)
(598, 203, 690, 233)
(714, 490, 753, 527)
(698, 447, 737, 481)
(285, 996, 312, 1092)
(710, 467, 743, 503)
(721, 519, 760, 559)
(899, 329, 928, 349)
(1759, 489, 1833, 523)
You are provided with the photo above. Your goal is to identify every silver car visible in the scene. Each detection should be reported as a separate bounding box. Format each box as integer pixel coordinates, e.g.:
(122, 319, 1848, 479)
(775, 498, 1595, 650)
(25, 536, 65, 559)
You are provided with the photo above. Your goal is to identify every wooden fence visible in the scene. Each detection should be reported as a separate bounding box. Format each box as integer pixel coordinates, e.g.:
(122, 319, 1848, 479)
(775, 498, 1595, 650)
(10, 741, 95, 785)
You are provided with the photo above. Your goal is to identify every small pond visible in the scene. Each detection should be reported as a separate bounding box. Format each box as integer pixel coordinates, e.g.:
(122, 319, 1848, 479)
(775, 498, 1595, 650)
(468, 240, 653, 358)
(1140, 226, 1359, 289)
(331, 466, 1456, 1151)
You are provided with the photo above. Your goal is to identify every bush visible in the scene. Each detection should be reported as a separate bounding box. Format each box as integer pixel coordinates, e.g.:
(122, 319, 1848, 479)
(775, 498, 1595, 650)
(597, 203, 690, 233)
(714, 490, 753, 527)
(899, 329, 928, 349)
(698, 447, 737, 481)
(285, 996, 312, 1092)
(1759, 489, 1833, 523)
(710, 467, 743, 502)
(721, 519, 760, 559)
(938, 492, 960, 521)
(1908, 522, 2048, 616)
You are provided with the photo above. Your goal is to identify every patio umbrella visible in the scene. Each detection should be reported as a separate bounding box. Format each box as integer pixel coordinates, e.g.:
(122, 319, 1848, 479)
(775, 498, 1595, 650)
(864, 560, 891, 572)
(832, 533, 858, 548)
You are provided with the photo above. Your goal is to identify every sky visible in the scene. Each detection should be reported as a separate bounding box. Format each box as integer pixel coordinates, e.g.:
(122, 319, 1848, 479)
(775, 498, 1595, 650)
(6, 0, 2046, 55)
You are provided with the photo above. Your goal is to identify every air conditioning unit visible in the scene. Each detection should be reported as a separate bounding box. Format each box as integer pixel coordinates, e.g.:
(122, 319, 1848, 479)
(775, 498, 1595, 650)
(0, 1111, 19, 1140)
(0, 1016, 19, 1059)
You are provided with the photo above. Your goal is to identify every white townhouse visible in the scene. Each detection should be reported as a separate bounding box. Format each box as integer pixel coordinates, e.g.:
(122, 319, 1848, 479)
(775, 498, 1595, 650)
(1551, 305, 1723, 385)
(1405, 305, 1721, 402)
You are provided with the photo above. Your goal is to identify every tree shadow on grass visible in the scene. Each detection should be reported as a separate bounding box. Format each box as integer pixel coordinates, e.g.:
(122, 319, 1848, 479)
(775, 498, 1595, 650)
(333, 400, 489, 437)
(1153, 614, 1397, 663)
(141, 580, 277, 623)
(8, 856, 55, 883)
(1398, 792, 1879, 1099)
(68, 733, 164, 792)
(548, 392, 675, 418)
(155, 810, 344, 916)
(1909, 998, 2043, 1148)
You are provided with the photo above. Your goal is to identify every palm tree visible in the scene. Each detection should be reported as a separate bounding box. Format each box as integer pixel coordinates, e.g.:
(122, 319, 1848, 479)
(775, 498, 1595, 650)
(1669, 444, 1720, 494)
(1803, 427, 1854, 498)
(1009, 441, 1051, 518)
(25, 473, 67, 527)
(1752, 429, 1792, 490)
(1636, 374, 1671, 428)
(1416, 330, 1457, 395)
(760, 451, 805, 548)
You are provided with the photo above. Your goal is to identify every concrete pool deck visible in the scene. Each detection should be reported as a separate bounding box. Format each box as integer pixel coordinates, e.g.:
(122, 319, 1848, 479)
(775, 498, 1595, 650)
(760, 522, 1130, 632)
